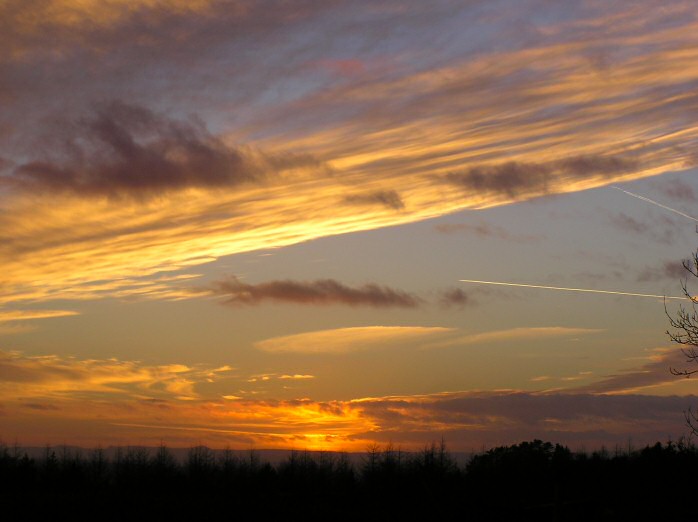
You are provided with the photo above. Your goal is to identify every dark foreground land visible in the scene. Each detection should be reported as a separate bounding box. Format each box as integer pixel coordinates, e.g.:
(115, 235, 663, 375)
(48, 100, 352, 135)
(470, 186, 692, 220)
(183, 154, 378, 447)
(1, 439, 697, 521)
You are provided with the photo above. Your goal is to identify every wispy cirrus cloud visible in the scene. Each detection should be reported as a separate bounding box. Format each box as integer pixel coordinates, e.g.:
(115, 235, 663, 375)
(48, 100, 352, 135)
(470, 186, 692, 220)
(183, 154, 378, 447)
(2, 1, 698, 308)
(255, 326, 454, 354)
(0, 309, 80, 336)
(434, 222, 541, 242)
(574, 348, 696, 395)
(608, 211, 683, 245)
(0, 350, 235, 401)
(424, 326, 603, 350)
(0, 309, 79, 322)
(210, 276, 421, 308)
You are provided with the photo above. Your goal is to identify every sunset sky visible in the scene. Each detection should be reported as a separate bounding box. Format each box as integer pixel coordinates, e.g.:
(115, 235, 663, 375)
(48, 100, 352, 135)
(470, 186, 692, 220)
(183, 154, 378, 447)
(2, 0, 698, 452)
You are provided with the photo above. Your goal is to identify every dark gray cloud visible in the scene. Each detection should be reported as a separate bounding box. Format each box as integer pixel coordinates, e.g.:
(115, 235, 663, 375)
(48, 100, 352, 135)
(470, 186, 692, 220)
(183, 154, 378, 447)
(609, 212, 645, 234)
(574, 349, 687, 394)
(355, 390, 696, 449)
(608, 212, 680, 245)
(445, 155, 637, 197)
(7, 101, 267, 197)
(211, 276, 421, 307)
(637, 260, 688, 282)
(438, 288, 471, 308)
(343, 190, 404, 210)
(657, 179, 696, 203)
(436, 222, 506, 237)
(434, 222, 541, 242)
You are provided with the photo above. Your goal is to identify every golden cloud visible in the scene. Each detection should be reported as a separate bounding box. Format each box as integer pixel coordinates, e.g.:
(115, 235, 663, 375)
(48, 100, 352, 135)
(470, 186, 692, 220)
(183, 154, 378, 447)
(0, 350, 231, 401)
(4, 386, 698, 451)
(0, 309, 79, 322)
(2, 5, 698, 305)
(254, 326, 455, 354)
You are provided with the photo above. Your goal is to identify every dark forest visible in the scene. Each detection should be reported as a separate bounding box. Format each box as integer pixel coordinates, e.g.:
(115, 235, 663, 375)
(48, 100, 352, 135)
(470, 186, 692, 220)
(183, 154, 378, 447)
(2, 438, 697, 521)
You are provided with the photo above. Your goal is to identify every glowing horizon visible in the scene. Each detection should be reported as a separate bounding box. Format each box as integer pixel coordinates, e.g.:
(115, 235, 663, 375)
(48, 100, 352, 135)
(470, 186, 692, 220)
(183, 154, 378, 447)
(2, 0, 698, 451)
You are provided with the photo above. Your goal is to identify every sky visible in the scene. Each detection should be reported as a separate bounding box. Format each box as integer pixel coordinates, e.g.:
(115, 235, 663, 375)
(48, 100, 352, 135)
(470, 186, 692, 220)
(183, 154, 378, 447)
(1, 0, 698, 452)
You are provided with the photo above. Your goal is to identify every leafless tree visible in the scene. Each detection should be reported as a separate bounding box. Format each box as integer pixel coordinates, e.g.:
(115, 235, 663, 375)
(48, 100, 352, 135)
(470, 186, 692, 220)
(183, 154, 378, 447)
(666, 249, 698, 434)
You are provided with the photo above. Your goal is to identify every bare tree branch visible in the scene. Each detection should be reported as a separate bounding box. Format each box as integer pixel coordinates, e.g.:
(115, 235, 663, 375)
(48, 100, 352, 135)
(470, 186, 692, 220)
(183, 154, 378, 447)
(667, 248, 698, 435)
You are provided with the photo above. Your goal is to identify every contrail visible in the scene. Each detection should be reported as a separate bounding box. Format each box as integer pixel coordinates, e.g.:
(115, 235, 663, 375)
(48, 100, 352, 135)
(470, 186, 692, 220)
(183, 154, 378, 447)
(612, 186, 698, 222)
(459, 279, 689, 300)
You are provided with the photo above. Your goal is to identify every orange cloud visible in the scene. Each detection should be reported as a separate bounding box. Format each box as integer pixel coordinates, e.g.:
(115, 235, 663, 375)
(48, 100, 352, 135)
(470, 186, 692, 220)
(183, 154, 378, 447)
(0, 350, 232, 401)
(3, 384, 697, 451)
(2, 349, 697, 450)
(2, 4, 698, 306)
(0, 309, 79, 322)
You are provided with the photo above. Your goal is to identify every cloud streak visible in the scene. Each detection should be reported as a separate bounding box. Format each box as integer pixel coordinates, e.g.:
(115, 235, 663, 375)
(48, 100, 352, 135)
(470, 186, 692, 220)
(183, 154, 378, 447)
(255, 326, 454, 354)
(211, 277, 421, 308)
(459, 279, 689, 301)
(575, 348, 694, 395)
(424, 327, 603, 350)
(613, 186, 698, 223)
(0, 309, 79, 322)
(446, 155, 638, 199)
(0, 350, 234, 401)
(435, 222, 541, 242)
(1, 1, 698, 306)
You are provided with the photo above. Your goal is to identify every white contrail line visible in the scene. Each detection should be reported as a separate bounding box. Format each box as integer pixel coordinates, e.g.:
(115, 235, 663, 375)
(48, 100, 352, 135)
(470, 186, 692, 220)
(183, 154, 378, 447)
(612, 186, 698, 222)
(459, 279, 689, 300)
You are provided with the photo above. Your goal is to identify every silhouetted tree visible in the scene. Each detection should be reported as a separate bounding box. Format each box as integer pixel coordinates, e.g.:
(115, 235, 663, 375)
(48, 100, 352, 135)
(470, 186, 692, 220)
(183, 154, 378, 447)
(1, 439, 698, 519)
(152, 443, 177, 474)
(187, 444, 216, 476)
(666, 248, 698, 434)
(364, 443, 381, 472)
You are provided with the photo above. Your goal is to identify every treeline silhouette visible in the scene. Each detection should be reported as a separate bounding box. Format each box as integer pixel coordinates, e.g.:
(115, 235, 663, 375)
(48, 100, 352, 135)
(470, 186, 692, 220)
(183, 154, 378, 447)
(1, 438, 697, 520)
